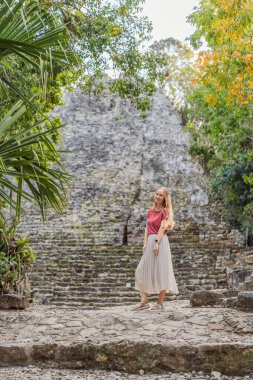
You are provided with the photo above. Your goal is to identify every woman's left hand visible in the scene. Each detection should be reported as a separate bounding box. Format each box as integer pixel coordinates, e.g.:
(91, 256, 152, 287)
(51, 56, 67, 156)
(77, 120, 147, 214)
(153, 242, 159, 256)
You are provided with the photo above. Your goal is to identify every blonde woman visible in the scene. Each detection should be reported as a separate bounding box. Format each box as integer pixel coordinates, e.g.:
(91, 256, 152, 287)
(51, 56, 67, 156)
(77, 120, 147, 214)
(134, 187, 179, 310)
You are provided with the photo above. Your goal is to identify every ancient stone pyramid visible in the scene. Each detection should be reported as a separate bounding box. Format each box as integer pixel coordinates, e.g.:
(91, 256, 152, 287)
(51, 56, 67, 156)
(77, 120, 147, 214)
(19, 88, 250, 308)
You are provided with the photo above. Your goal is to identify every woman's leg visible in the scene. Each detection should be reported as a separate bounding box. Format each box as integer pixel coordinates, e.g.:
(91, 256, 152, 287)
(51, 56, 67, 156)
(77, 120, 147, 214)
(158, 290, 166, 305)
(140, 291, 148, 304)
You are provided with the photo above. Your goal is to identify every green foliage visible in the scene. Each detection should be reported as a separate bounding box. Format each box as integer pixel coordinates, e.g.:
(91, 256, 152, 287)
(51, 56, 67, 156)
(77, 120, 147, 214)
(0, 0, 76, 225)
(0, 0, 165, 140)
(0, 55, 71, 142)
(211, 152, 253, 222)
(187, 0, 253, 242)
(0, 102, 71, 222)
(0, 221, 35, 294)
(187, 85, 253, 239)
(151, 38, 194, 111)
(38, 0, 166, 112)
(0, 0, 77, 104)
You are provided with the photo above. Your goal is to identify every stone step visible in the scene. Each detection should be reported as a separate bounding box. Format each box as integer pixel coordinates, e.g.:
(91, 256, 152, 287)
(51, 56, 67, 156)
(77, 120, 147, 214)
(32, 257, 223, 266)
(30, 273, 222, 285)
(36, 276, 137, 283)
(32, 252, 233, 266)
(28, 242, 237, 251)
(1, 302, 252, 376)
(33, 292, 140, 300)
(51, 295, 142, 302)
(33, 288, 141, 296)
(26, 240, 248, 307)
(32, 289, 179, 302)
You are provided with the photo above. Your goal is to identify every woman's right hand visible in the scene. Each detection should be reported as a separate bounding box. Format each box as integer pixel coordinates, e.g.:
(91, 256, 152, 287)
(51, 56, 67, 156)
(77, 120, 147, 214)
(153, 242, 159, 256)
(142, 244, 146, 254)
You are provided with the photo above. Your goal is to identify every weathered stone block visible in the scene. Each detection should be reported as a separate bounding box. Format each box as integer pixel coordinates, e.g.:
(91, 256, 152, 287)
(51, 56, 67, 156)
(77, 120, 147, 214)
(0, 294, 29, 309)
(190, 289, 238, 307)
(237, 291, 253, 311)
(238, 273, 253, 291)
(223, 297, 238, 308)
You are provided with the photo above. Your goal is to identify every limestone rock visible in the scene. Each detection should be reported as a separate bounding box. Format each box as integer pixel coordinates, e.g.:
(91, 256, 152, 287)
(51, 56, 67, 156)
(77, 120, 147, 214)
(210, 371, 222, 380)
(189, 289, 238, 307)
(0, 294, 29, 309)
(223, 297, 238, 308)
(237, 291, 253, 311)
(238, 273, 253, 291)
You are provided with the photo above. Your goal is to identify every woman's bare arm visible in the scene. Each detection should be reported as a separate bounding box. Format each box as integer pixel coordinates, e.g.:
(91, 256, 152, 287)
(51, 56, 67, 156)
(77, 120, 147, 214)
(156, 218, 168, 242)
(153, 209, 170, 256)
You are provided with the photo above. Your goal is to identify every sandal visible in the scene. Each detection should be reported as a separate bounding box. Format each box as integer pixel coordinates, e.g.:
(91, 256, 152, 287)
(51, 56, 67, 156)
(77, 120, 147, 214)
(132, 302, 150, 310)
(150, 302, 164, 311)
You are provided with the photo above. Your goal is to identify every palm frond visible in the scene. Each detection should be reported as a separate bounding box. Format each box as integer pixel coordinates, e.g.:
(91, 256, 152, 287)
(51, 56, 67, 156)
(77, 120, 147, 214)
(0, 101, 71, 221)
(0, 0, 78, 104)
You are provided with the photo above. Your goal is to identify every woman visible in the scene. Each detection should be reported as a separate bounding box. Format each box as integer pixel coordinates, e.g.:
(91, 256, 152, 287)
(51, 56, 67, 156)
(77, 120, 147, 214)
(134, 187, 179, 310)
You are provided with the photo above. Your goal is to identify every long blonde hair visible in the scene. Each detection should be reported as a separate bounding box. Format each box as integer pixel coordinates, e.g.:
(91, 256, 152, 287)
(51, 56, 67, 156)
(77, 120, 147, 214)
(152, 187, 175, 230)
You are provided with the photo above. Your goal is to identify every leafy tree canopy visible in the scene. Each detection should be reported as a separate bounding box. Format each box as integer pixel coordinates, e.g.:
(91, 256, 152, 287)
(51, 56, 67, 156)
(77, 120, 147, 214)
(187, 0, 253, 242)
(151, 37, 194, 112)
(1, 0, 166, 127)
(188, 0, 253, 107)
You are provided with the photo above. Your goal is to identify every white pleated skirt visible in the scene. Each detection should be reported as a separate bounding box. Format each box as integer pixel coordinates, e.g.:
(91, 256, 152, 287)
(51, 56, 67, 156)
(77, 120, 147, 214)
(135, 234, 179, 295)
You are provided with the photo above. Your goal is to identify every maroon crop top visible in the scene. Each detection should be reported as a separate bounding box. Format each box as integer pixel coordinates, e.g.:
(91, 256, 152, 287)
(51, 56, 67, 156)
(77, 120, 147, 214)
(146, 208, 169, 235)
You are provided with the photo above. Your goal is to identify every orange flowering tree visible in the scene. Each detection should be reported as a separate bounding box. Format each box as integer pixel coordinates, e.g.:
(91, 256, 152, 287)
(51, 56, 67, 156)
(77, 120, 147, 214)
(187, 0, 253, 243)
(190, 0, 253, 107)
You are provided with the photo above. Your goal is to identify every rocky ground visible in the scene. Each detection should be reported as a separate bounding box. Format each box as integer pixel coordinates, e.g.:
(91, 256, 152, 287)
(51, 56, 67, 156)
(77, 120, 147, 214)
(0, 367, 252, 380)
(0, 300, 252, 379)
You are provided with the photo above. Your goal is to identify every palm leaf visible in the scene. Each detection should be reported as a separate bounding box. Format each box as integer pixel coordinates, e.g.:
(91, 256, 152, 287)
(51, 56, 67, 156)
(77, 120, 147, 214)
(0, 0, 78, 104)
(0, 100, 25, 136)
(0, 1, 76, 63)
(0, 101, 71, 221)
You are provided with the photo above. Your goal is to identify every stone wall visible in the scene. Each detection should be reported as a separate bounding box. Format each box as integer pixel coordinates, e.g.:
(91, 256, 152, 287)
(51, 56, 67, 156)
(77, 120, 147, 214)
(19, 88, 251, 307)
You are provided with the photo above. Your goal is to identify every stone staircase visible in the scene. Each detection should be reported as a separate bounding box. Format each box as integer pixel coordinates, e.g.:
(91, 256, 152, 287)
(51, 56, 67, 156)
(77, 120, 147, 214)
(28, 227, 248, 308)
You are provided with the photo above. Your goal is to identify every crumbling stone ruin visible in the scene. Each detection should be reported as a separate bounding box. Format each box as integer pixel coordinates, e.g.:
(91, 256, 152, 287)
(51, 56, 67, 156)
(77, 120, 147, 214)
(18, 88, 253, 309)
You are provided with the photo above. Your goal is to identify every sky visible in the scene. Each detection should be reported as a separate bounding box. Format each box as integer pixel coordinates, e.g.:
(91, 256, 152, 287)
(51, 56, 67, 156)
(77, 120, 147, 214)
(142, 0, 200, 43)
